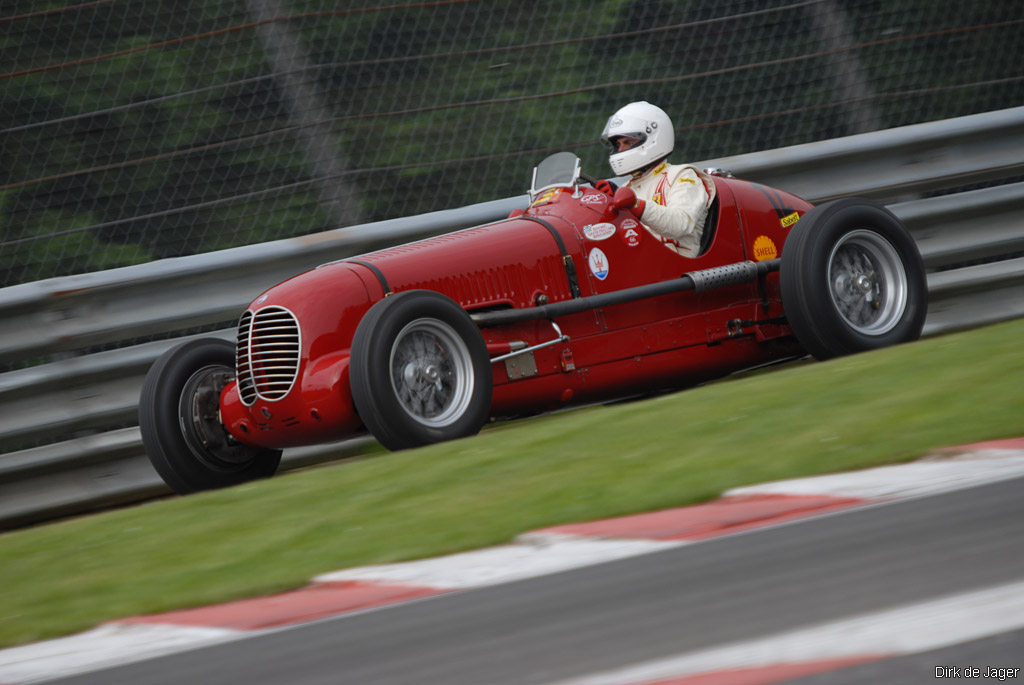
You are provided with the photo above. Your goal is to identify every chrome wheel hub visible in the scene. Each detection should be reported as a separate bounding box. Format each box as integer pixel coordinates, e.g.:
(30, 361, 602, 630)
(827, 230, 908, 335)
(390, 319, 474, 428)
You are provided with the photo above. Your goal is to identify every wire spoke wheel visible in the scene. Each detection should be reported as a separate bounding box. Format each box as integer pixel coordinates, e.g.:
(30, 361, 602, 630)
(780, 198, 927, 360)
(350, 290, 492, 451)
(390, 319, 475, 428)
(179, 365, 259, 468)
(827, 230, 908, 335)
(139, 338, 282, 494)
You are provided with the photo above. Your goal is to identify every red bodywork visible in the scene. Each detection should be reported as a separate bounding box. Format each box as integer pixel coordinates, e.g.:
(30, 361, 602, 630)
(220, 175, 813, 449)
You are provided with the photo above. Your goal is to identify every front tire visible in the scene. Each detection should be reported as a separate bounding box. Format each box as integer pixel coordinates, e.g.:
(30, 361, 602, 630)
(350, 291, 492, 451)
(779, 198, 927, 360)
(139, 338, 282, 494)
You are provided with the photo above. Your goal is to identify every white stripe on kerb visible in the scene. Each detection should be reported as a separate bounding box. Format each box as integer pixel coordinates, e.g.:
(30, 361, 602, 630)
(727, 453, 1024, 500)
(315, 536, 685, 589)
(549, 578, 1024, 685)
(0, 622, 242, 684)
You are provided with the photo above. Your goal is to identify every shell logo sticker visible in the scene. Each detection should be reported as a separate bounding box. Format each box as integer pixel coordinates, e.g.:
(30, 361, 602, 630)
(583, 222, 616, 241)
(588, 247, 609, 280)
(753, 235, 778, 261)
(781, 211, 801, 228)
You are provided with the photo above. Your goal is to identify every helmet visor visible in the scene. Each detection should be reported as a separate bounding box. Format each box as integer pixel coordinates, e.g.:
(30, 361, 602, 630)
(602, 133, 647, 152)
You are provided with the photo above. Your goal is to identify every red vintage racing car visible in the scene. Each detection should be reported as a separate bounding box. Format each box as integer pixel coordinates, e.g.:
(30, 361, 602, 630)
(140, 152, 927, 494)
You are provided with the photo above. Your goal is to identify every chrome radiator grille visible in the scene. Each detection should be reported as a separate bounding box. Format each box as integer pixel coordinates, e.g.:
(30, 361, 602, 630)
(236, 306, 301, 405)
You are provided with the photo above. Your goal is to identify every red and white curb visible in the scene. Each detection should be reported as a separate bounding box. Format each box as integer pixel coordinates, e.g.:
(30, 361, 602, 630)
(2, 438, 1023, 684)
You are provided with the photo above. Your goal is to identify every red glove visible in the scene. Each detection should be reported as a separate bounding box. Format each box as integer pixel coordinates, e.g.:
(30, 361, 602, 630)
(594, 179, 616, 197)
(612, 186, 645, 219)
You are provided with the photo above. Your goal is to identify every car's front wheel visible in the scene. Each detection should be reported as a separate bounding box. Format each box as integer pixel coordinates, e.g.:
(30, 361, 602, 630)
(139, 337, 282, 494)
(349, 291, 492, 451)
(779, 198, 927, 360)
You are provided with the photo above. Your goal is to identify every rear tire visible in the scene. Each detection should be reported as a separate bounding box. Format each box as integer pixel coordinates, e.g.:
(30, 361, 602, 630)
(139, 338, 282, 494)
(779, 198, 927, 360)
(350, 291, 492, 451)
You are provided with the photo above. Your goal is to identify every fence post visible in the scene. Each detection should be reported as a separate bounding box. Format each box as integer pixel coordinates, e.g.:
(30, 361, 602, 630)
(247, 0, 363, 228)
(805, 0, 882, 135)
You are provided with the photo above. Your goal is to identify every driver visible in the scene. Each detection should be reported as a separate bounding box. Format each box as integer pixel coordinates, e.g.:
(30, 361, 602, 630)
(598, 101, 716, 257)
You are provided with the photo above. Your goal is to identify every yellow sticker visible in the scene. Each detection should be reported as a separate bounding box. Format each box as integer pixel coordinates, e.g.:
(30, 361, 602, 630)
(530, 188, 562, 207)
(753, 235, 778, 261)
(781, 211, 800, 227)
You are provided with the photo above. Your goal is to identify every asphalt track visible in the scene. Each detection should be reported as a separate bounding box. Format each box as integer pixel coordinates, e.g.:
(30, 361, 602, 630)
(50, 475, 1024, 685)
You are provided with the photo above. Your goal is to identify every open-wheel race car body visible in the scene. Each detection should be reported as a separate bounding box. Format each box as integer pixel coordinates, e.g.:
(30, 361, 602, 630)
(140, 152, 928, 494)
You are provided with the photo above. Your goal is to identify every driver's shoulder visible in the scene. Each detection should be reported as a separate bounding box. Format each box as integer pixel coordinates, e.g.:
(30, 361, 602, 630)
(664, 164, 715, 200)
(663, 163, 704, 183)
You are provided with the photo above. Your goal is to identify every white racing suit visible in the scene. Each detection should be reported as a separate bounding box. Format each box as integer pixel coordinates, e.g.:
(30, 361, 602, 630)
(627, 161, 717, 258)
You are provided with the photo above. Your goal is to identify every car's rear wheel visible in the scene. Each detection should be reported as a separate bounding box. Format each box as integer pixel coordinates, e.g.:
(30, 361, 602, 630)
(139, 337, 282, 494)
(779, 198, 927, 360)
(350, 290, 492, 451)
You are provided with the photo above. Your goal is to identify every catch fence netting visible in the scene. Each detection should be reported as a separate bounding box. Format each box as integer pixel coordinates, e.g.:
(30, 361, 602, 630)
(1, 0, 1022, 287)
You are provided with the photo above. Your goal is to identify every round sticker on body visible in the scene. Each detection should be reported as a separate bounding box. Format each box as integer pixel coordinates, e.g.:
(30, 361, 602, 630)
(620, 218, 641, 247)
(588, 247, 609, 280)
(583, 222, 616, 241)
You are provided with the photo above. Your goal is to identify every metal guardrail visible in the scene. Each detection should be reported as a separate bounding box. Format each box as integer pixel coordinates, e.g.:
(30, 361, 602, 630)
(2, 107, 1023, 528)
(710, 106, 1024, 203)
(0, 196, 524, 366)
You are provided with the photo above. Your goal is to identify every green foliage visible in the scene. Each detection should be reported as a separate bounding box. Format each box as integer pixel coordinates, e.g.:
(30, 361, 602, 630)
(1, 1, 1022, 285)
(0, 209, 150, 283)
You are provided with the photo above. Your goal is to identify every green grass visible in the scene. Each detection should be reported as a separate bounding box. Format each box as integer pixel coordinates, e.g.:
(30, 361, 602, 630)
(2, 319, 1023, 649)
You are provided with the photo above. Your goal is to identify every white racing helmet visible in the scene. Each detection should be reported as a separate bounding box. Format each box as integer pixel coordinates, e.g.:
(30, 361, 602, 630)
(601, 101, 674, 175)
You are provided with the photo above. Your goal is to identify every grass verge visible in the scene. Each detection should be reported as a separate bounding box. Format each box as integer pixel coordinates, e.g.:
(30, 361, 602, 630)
(1, 319, 1023, 649)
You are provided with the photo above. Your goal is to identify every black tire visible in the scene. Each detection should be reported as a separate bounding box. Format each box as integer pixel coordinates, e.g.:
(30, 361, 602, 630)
(139, 337, 282, 494)
(350, 290, 493, 451)
(779, 198, 927, 360)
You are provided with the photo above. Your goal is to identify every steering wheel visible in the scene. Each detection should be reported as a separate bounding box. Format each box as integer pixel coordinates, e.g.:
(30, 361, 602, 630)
(579, 171, 618, 193)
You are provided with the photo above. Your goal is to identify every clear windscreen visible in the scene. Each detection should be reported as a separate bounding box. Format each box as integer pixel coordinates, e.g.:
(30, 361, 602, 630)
(530, 152, 581, 197)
